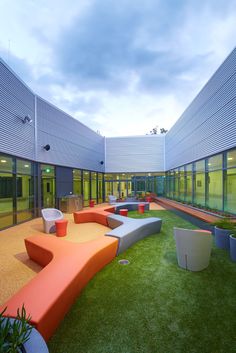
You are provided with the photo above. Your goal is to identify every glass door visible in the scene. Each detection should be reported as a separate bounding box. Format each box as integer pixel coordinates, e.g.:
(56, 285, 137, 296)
(41, 165, 55, 208)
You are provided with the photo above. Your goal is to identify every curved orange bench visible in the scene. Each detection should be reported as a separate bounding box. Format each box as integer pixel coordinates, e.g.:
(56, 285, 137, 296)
(73, 206, 115, 226)
(1, 234, 118, 341)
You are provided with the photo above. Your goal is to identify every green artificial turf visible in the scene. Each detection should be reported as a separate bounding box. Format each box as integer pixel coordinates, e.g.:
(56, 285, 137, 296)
(48, 210, 236, 353)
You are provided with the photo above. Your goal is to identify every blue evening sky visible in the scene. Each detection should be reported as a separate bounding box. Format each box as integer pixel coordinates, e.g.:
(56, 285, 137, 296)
(0, 0, 235, 136)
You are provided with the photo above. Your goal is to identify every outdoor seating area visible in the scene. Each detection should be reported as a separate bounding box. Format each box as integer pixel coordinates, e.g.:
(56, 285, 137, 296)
(1, 203, 236, 352)
(0, 203, 162, 342)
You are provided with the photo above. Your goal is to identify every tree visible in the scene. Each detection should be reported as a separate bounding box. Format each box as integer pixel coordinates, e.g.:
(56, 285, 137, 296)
(160, 127, 168, 134)
(148, 126, 168, 135)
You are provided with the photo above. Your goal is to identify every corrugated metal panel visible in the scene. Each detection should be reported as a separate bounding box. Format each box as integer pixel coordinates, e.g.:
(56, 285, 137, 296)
(36, 97, 105, 171)
(166, 48, 236, 170)
(0, 59, 35, 160)
(105, 135, 165, 172)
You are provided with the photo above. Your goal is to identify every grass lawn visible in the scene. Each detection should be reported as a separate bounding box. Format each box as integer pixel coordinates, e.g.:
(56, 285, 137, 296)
(48, 210, 236, 353)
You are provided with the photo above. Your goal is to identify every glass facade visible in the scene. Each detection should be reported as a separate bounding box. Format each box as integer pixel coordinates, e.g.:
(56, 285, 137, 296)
(165, 149, 236, 215)
(0, 155, 35, 230)
(2, 146, 236, 231)
(104, 173, 165, 201)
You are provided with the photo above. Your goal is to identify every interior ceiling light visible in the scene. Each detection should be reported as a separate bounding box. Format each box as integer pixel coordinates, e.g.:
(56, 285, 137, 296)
(228, 157, 233, 160)
(24, 164, 29, 168)
(0, 159, 7, 163)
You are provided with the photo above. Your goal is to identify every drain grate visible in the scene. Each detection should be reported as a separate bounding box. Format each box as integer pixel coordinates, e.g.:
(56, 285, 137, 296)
(118, 259, 130, 265)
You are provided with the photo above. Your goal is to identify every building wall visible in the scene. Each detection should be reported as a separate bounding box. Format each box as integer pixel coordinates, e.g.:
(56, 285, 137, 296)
(165, 48, 236, 170)
(0, 58, 105, 172)
(0, 59, 35, 160)
(36, 97, 105, 172)
(105, 135, 165, 172)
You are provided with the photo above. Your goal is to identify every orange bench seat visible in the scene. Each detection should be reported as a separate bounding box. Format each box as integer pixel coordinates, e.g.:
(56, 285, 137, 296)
(1, 234, 118, 341)
(73, 206, 115, 226)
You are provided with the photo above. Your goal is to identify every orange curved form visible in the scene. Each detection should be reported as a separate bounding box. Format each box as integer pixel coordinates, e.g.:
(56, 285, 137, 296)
(1, 234, 118, 341)
(73, 206, 115, 226)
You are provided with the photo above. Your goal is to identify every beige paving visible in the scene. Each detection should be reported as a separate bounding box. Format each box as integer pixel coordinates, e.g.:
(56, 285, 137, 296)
(0, 206, 111, 306)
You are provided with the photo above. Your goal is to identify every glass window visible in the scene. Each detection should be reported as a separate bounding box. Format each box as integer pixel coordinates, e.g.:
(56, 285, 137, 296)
(185, 164, 193, 203)
(224, 168, 236, 213)
(179, 167, 185, 201)
(207, 170, 223, 210)
(16, 174, 34, 223)
(194, 173, 205, 206)
(0, 155, 13, 173)
(17, 159, 33, 175)
(207, 154, 222, 171)
(91, 172, 97, 202)
(104, 174, 113, 181)
(73, 169, 82, 195)
(0, 172, 14, 229)
(83, 171, 90, 206)
(195, 160, 205, 173)
(105, 181, 113, 201)
(227, 150, 236, 168)
(97, 173, 103, 203)
(41, 164, 55, 208)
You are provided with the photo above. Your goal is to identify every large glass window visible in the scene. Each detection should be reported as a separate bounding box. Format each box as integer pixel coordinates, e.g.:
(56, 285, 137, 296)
(194, 161, 205, 206)
(91, 172, 97, 203)
(185, 164, 192, 203)
(206, 154, 223, 211)
(179, 167, 185, 201)
(173, 170, 179, 200)
(41, 164, 55, 208)
(73, 169, 82, 195)
(225, 168, 236, 213)
(224, 149, 236, 213)
(97, 173, 103, 203)
(207, 170, 223, 210)
(0, 155, 14, 229)
(16, 159, 34, 223)
(83, 171, 90, 206)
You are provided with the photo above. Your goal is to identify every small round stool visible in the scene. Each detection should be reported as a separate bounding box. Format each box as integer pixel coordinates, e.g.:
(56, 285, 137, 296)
(55, 219, 68, 237)
(138, 204, 145, 214)
(119, 208, 128, 217)
(89, 200, 95, 207)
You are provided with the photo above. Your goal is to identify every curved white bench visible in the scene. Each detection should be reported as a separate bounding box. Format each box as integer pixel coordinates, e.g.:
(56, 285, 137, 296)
(106, 214, 162, 254)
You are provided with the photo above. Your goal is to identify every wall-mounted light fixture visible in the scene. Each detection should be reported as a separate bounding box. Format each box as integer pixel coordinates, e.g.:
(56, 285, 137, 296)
(21, 115, 32, 124)
(43, 144, 51, 151)
(100, 161, 104, 165)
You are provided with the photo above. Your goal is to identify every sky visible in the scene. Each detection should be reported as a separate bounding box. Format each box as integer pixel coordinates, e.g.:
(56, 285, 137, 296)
(0, 0, 235, 137)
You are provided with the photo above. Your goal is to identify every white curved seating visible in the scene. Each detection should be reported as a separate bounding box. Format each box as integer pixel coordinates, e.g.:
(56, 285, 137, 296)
(173, 227, 212, 272)
(106, 214, 162, 254)
(108, 195, 117, 204)
(41, 208, 64, 234)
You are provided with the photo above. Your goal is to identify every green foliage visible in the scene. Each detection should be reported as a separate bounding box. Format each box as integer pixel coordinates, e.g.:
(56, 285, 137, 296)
(213, 218, 236, 230)
(0, 305, 32, 353)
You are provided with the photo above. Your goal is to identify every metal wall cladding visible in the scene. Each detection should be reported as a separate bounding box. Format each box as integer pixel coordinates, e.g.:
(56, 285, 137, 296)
(105, 135, 165, 172)
(0, 59, 35, 160)
(36, 97, 105, 171)
(165, 48, 236, 170)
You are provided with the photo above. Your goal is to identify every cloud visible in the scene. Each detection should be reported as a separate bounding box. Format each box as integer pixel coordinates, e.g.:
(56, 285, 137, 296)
(0, 0, 235, 137)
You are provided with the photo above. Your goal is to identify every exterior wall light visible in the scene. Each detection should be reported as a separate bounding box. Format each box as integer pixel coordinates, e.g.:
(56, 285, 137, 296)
(100, 161, 104, 165)
(43, 144, 50, 151)
(22, 115, 32, 124)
